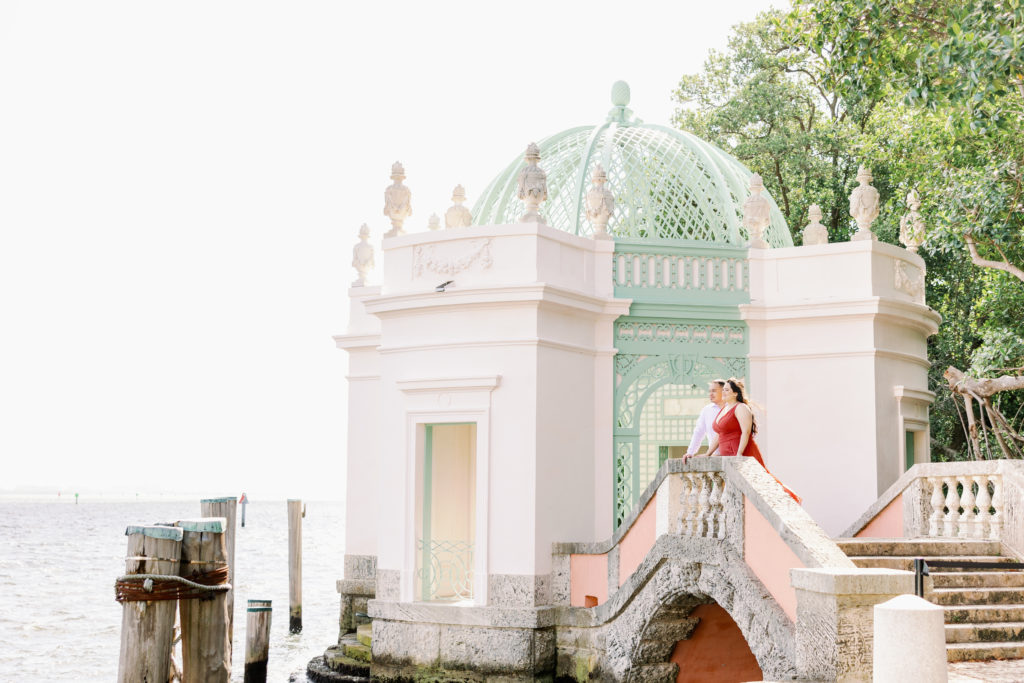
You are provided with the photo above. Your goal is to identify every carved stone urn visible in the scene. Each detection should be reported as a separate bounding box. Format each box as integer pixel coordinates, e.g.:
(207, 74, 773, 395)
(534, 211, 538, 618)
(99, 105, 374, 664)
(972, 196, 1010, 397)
(742, 174, 770, 249)
(445, 185, 473, 229)
(802, 204, 829, 246)
(899, 189, 926, 252)
(517, 142, 548, 224)
(383, 161, 412, 238)
(351, 223, 374, 287)
(585, 164, 614, 239)
(849, 166, 880, 241)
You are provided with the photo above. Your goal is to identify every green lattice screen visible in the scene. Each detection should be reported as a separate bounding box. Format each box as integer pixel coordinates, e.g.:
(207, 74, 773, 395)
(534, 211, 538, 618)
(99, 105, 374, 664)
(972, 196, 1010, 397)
(637, 383, 708, 484)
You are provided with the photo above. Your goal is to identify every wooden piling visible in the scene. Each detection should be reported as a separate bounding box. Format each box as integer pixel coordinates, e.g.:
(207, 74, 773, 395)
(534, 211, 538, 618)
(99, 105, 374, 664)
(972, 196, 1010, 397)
(176, 517, 230, 683)
(201, 497, 237, 647)
(287, 499, 302, 633)
(117, 524, 183, 683)
(244, 599, 272, 683)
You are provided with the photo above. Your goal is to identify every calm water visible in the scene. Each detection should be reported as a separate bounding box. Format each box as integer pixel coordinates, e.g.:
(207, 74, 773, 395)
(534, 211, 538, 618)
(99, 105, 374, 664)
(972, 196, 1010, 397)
(0, 497, 345, 681)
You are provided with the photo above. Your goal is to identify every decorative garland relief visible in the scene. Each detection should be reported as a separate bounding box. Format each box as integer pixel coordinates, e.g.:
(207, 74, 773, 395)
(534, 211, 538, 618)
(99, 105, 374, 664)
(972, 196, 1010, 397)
(412, 238, 494, 278)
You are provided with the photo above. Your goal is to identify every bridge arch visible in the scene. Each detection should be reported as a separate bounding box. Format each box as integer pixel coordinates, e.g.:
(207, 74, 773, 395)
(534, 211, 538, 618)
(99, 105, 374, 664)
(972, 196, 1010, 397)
(600, 553, 797, 682)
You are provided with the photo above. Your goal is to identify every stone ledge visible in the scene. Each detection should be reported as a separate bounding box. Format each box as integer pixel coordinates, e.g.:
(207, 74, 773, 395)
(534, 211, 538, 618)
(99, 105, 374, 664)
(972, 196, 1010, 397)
(337, 578, 376, 596)
(791, 567, 914, 596)
(726, 457, 854, 570)
(367, 599, 557, 629)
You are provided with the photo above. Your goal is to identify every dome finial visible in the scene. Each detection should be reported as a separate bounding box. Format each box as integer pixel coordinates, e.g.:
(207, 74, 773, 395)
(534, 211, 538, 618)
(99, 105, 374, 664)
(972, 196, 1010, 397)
(611, 81, 630, 107)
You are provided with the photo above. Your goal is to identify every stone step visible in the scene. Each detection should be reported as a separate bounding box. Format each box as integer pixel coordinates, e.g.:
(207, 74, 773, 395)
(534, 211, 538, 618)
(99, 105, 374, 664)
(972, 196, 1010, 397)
(944, 605, 1024, 624)
(931, 587, 1024, 606)
(945, 622, 1024, 643)
(836, 538, 1003, 557)
(322, 644, 371, 677)
(946, 641, 1024, 662)
(343, 641, 371, 663)
(356, 622, 372, 648)
(932, 571, 1024, 589)
(307, 654, 369, 682)
(849, 555, 1018, 571)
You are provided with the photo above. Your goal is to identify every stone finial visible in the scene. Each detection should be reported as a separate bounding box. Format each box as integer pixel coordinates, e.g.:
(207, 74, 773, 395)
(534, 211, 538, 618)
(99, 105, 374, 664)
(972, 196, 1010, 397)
(802, 204, 829, 246)
(445, 184, 473, 229)
(383, 161, 412, 238)
(899, 189, 926, 252)
(585, 164, 615, 239)
(351, 223, 374, 287)
(427, 213, 441, 231)
(517, 142, 548, 224)
(742, 174, 771, 248)
(849, 165, 880, 241)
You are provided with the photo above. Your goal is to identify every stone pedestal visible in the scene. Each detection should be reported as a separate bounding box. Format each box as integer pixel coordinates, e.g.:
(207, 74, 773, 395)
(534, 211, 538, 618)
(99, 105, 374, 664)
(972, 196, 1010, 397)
(337, 554, 377, 637)
(791, 567, 914, 682)
(874, 595, 947, 683)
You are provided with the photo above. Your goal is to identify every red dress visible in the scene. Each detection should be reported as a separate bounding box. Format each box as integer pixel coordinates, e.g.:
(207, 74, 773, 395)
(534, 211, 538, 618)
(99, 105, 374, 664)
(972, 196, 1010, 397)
(714, 405, 801, 503)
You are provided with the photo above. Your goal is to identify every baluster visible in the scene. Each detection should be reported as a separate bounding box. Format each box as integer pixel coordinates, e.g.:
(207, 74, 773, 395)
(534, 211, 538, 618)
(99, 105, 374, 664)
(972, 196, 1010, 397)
(957, 475, 976, 539)
(716, 474, 728, 540)
(928, 478, 945, 537)
(681, 473, 696, 536)
(708, 473, 723, 538)
(942, 476, 959, 537)
(973, 474, 992, 540)
(989, 476, 1003, 541)
(696, 474, 711, 537)
(678, 473, 693, 536)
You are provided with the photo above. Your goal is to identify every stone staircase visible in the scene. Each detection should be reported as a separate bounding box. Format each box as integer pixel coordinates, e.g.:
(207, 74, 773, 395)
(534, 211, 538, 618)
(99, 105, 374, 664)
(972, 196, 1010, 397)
(837, 538, 1024, 662)
(307, 623, 372, 682)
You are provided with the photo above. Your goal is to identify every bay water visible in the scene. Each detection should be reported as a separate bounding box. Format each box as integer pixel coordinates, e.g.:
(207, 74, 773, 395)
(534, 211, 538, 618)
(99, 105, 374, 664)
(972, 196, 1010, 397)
(0, 496, 345, 681)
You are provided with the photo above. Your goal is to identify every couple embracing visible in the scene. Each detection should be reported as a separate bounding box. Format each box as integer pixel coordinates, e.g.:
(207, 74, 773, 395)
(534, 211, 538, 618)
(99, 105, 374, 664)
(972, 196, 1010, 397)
(684, 378, 800, 504)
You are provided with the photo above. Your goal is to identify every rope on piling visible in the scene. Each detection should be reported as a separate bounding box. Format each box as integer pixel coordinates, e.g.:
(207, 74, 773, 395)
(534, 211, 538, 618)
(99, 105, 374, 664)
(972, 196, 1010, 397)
(115, 565, 230, 603)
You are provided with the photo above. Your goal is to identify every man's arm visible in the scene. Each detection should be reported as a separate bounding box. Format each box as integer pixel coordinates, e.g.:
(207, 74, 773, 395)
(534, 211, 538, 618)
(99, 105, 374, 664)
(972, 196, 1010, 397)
(686, 407, 710, 455)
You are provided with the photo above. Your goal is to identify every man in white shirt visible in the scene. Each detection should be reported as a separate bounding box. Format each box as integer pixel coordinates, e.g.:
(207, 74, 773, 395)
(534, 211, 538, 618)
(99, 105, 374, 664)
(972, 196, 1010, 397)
(685, 379, 726, 458)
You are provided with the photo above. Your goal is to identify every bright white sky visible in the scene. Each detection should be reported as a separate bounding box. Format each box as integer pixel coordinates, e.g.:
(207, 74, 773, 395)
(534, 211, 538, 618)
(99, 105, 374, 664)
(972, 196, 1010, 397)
(0, 0, 777, 498)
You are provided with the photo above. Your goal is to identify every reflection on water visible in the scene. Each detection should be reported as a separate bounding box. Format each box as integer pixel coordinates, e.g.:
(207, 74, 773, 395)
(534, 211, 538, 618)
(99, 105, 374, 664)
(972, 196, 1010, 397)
(0, 497, 344, 681)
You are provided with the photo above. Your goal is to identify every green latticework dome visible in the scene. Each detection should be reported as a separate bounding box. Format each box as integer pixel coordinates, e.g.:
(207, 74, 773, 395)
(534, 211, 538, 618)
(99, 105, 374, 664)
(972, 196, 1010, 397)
(473, 82, 793, 246)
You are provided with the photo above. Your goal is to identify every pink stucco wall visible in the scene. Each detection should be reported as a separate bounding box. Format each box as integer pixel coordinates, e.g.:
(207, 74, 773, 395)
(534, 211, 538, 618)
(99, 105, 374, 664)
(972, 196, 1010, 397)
(743, 496, 802, 622)
(856, 495, 904, 538)
(619, 496, 657, 586)
(569, 553, 608, 607)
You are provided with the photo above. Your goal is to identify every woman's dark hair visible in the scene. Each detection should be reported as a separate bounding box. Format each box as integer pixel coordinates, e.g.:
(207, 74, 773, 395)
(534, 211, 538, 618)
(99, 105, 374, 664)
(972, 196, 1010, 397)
(726, 377, 757, 436)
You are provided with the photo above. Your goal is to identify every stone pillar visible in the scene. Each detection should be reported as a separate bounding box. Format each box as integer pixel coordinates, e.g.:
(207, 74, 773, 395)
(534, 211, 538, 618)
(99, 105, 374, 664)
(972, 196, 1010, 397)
(337, 555, 377, 637)
(873, 595, 947, 683)
(791, 567, 914, 682)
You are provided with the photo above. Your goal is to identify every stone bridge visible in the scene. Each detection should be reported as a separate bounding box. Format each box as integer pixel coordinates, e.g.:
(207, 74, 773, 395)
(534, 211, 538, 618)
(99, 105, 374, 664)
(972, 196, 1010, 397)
(548, 457, 911, 682)
(352, 456, 922, 682)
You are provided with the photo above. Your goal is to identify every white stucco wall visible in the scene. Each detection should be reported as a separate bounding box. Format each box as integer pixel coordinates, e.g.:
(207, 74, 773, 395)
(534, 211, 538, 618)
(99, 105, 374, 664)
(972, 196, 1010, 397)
(359, 223, 628, 602)
(334, 287, 382, 562)
(743, 240, 940, 536)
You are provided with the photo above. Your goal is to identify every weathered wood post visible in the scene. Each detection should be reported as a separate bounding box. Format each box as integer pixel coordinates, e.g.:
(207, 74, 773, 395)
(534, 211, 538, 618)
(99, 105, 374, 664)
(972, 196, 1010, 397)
(201, 497, 237, 646)
(244, 599, 272, 683)
(287, 499, 302, 633)
(177, 518, 231, 683)
(116, 524, 183, 683)
(240, 492, 248, 527)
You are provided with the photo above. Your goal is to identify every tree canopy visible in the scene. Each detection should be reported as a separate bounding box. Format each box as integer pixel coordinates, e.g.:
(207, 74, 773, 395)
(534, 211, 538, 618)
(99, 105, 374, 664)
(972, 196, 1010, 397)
(674, 0, 1024, 459)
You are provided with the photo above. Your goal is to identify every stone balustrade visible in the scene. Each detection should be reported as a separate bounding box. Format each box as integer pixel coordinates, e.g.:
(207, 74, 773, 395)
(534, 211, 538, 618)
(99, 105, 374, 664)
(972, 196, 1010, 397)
(926, 472, 1003, 540)
(844, 460, 1024, 556)
(680, 470, 727, 539)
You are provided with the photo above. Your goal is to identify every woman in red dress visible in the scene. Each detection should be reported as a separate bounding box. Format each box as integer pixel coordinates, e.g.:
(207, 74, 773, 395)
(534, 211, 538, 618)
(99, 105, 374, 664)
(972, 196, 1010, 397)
(694, 378, 801, 503)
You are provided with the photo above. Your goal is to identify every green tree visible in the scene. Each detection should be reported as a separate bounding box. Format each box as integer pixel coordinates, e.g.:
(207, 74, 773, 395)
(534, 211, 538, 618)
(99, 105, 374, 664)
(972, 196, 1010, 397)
(792, 0, 1024, 458)
(676, 2, 1024, 459)
(672, 10, 871, 243)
